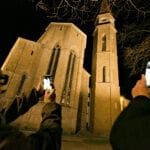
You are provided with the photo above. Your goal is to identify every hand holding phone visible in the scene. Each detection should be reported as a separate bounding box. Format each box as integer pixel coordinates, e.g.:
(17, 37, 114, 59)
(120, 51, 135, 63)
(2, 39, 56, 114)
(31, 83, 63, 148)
(131, 74, 150, 98)
(43, 75, 54, 90)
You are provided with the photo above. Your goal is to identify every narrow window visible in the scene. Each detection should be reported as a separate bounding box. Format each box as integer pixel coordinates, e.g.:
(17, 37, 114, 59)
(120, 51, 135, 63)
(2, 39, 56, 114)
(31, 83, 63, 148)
(61, 52, 76, 106)
(60, 53, 72, 105)
(66, 54, 75, 105)
(102, 66, 106, 82)
(102, 34, 106, 51)
(16, 74, 26, 95)
(47, 45, 60, 78)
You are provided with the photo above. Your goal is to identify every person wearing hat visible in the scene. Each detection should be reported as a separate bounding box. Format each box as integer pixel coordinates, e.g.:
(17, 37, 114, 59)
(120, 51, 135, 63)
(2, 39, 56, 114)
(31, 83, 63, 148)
(0, 69, 62, 150)
(110, 74, 150, 150)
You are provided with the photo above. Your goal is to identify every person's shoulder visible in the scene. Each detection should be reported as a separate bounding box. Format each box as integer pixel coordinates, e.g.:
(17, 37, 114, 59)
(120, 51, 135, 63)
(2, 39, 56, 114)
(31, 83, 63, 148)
(133, 95, 150, 101)
(43, 102, 61, 110)
(55, 102, 61, 106)
(52, 102, 61, 110)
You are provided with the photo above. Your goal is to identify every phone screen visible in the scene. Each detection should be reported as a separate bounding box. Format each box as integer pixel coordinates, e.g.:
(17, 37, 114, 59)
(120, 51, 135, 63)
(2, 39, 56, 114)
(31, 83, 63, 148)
(43, 75, 53, 90)
(145, 61, 150, 88)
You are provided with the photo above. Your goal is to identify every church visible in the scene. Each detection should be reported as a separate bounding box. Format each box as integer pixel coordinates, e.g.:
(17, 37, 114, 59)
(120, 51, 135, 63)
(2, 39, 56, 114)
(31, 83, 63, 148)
(1, 1, 120, 137)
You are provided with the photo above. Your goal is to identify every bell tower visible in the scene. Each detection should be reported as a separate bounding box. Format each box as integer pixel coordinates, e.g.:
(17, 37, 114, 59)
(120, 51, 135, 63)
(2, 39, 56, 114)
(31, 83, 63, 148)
(90, 0, 121, 136)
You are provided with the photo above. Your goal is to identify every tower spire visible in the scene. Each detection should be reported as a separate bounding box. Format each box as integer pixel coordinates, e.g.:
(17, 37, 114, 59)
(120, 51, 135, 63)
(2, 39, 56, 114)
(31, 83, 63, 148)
(99, 0, 111, 14)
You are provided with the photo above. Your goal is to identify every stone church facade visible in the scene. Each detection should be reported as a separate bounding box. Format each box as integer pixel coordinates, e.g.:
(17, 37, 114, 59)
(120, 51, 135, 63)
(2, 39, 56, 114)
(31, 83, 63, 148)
(1, 8, 120, 136)
(1, 22, 90, 134)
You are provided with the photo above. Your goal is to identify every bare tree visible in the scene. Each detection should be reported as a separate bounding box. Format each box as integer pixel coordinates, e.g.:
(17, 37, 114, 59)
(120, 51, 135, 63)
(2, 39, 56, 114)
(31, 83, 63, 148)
(31, 0, 149, 23)
(123, 36, 150, 76)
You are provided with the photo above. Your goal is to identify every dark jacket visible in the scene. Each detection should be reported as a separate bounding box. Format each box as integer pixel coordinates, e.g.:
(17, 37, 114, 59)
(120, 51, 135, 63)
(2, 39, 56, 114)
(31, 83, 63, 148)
(110, 96, 150, 150)
(0, 89, 62, 150)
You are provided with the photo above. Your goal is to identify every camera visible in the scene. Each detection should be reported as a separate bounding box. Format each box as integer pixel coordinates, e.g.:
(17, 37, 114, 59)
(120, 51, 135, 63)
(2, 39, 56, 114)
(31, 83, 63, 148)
(43, 75, 54, 90)
(145, 61, 150, 89)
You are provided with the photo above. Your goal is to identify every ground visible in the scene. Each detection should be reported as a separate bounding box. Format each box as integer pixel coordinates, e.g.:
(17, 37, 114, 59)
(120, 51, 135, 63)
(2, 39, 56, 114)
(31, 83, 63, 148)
(62, 134, 112, 150)
(22, 130, 112, 150)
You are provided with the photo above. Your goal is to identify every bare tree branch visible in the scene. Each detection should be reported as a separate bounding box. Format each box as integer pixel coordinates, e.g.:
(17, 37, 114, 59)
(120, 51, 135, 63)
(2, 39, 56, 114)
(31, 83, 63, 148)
(123, 36, 150, 76)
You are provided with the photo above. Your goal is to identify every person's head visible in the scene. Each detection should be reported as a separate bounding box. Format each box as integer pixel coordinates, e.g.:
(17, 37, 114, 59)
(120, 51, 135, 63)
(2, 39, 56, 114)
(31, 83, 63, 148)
(44, 88, 56, 103)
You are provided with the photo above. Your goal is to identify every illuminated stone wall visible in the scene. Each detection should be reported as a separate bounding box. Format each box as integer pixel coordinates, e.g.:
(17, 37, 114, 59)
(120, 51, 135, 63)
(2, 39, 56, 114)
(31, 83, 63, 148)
(1, 23, 89, 134)
(91, 13, 121, 136)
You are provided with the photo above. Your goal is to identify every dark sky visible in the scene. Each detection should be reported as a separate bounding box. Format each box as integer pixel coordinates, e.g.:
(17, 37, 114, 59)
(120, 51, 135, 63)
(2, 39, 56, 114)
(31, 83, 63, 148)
(0, 1, 49, 65)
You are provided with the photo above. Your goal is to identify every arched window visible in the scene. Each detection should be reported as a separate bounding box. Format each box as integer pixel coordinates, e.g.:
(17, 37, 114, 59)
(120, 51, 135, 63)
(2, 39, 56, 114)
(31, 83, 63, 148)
(102, 66, 106, 82)
(47, 44, 60, 78)
(61, 52, 76, 106)
(102, 34, 106, 51)
(16, 73, 26, 95)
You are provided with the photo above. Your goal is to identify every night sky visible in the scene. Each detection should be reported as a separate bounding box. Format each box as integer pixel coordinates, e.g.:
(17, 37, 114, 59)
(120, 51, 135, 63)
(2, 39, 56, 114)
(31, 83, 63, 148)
(0, 2, 43, 62)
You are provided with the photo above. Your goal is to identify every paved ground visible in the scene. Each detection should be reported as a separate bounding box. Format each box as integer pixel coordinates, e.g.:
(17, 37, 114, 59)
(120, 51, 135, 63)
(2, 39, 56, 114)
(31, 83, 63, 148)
(22, 130, 112, 150)
(61, 134, 112, 150)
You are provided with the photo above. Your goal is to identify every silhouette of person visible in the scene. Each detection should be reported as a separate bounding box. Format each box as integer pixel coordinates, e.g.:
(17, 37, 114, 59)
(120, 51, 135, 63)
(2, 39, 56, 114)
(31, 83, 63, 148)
(110, 74, 150, 150)
(0, 69, 62, 150)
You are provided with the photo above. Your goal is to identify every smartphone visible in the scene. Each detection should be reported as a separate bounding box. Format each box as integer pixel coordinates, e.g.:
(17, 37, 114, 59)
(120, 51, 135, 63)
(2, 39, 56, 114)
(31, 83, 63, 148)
(145, 61, 150, 89)
(43, 75, 54, 90)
